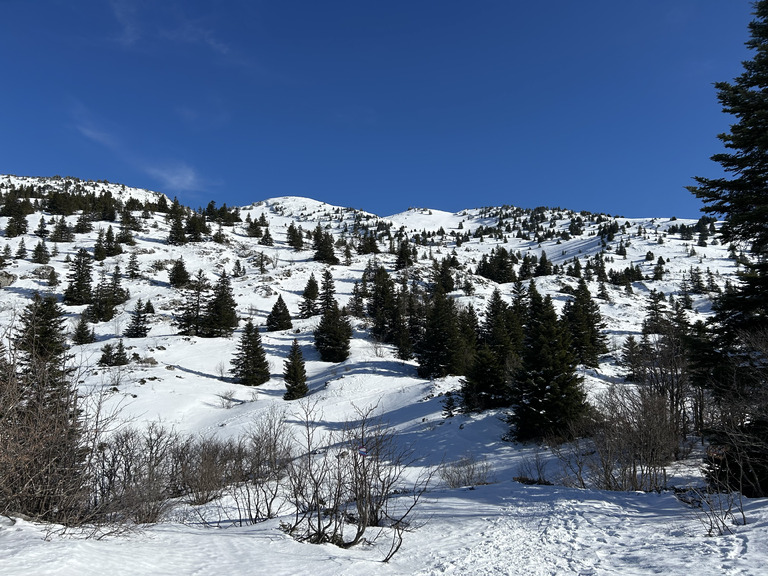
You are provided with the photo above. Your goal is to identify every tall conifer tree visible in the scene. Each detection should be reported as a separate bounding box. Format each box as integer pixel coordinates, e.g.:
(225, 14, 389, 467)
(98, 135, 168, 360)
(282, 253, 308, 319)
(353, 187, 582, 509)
(231, 320, 270, 386)
(283, 339, 308, 400)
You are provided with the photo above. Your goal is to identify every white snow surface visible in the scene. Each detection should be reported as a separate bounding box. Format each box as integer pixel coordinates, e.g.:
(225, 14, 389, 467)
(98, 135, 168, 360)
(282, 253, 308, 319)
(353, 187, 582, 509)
(0, 176, 765, 575)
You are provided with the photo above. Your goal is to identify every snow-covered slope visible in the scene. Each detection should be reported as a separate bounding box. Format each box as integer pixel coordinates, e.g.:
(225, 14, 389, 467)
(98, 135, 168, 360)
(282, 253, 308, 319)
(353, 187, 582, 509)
(0, 175, 764, 575)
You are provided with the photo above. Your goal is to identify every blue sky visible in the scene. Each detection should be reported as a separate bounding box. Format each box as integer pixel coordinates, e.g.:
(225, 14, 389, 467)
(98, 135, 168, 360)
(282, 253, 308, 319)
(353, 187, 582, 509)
(0, 1, 756, 217)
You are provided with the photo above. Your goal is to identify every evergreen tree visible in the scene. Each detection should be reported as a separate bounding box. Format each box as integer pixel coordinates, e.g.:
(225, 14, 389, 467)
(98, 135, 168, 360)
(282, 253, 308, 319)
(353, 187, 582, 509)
(34, 216, 49, 239)
(47, 268, 59, 287)
(15, 292, 70, 388)
(675, 3, 768, 491)
(177, 270, 210, 336)
(462, 291, 517, 411)
(124, 298, 150, 338)
(347, 281, 366, 318)
(126, 252, 140, 279)
(562, 279, 608, 367)
(202, 271, 238, 337)
(86, 266, 130, 323)
(318, 268, 337, 315)
(49, 216, 75, 242)
(31, 240, 50, 264)
(509, 282, 585, 441)
(395, 240, 414, 270)
(687, 0, 768, 337)
(93, 228, 107, 261)
(99, 339, 129, 367)
(168, 257, 191, 288)
(11, 292, 85, 521)
(286, 222, 304, 250)
(74, 211, 92, 234)
(416, 287, 461, 379)
(367, 266, 396, 342)
(283, 339, 308, 400)
(5, 212, 28, 238)
(314, 231, 338, 265)
(14, 238, 27, 259)
(266, 295, 293, 331)
(620, 334, 643, 382)
(71, 315, 96, 345)
(298, 273, 319, 318)
(259, 227, 274, 246)
(462, 343, 509, 411)
(167, 213, 187, 245)
(63, 248, 93, 305)
(454, 303, 479, 375)
(231, 319, 270, 386)
(314, 301, 352, 362)
(104, 225, 121, 257)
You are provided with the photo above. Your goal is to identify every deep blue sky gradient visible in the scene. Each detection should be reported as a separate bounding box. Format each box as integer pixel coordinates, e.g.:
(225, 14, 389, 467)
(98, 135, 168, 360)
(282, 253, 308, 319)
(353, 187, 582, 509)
(0, 1, 756, 217)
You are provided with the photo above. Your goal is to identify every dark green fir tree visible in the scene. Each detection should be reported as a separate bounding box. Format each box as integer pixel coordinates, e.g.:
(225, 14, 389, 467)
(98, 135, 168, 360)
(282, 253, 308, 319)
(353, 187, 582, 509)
(314, 301, 352, 363)
(266, 295, 292, 331)
(231, 319, 270, 386)
(283, 338, 308, 400)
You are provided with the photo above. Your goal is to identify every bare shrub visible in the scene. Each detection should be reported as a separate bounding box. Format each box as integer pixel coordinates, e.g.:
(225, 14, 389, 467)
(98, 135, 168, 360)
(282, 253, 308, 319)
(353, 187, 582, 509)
(514, 448, 551, 486)
(589, 385, 677, 491)
(283, 401, 431, 559)
(178, 436, 238, 506)
(226, 406, 294, 524)
(216, 388, 239, 409)
(90, 423, 182, 524)
(440, 452, 495, 488)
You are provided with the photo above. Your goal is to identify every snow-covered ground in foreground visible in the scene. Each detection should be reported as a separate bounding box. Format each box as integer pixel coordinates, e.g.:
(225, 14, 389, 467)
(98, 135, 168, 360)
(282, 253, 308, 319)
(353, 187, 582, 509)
(0, 176, 766, 575)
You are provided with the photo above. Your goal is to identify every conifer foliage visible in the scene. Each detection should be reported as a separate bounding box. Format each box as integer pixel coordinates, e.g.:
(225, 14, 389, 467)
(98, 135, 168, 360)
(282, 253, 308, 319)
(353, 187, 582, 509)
(283, 339, 308, 400)
(63, 248, 93, 305)
(314, 301, 352, 363)
(266, 295, 292, 331)
(687, 2, 768, 496)
(509, 282, 585, 441)
(231, 319, 270, 386)
(4, 292, 86, 521)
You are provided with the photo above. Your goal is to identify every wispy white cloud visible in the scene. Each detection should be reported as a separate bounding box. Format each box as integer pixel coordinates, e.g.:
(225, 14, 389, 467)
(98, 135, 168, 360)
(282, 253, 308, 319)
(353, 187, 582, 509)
(108, 1, 231, 57)
(69, 100, 207, 193)
(144, 162, 203, 192)
(75, 123, 120, 150)
(109, 0, 142, 46)
(174, 97, 231, 130)
(163, 17, 230, 56)
(70, 101, 122, 150)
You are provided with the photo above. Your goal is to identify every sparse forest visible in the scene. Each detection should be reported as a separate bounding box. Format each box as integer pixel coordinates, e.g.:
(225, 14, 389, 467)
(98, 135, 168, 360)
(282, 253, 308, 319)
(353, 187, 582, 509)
(1, 4, 768, 571)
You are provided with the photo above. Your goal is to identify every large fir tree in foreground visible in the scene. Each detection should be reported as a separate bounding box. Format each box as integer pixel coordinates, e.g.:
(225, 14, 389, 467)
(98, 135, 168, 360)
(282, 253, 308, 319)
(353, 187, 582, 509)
(687, 1, 768, 496)
(6, 293, 86, 521)
(687, 0, 768, 338)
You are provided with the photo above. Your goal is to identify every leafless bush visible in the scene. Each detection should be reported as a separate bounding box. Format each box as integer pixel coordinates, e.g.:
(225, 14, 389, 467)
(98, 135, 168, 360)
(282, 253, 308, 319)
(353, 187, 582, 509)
(681, 487, 739, 536)
(440, 452, 495, 488)
(514, 448, 551, 486)
(216, 388, 240, 409)
(178, 436, 238, 506)
(548, 430, 590, 489)
(589, 385, 677, 491)
(225, 406, 294, 524)
(89, 423, 182, 524)
(283, 401, 431, 559)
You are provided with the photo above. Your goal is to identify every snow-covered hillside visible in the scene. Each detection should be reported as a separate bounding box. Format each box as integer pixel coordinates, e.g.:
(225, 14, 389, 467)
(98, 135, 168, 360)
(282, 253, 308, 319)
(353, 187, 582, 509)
(0, 175, 765, 575)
